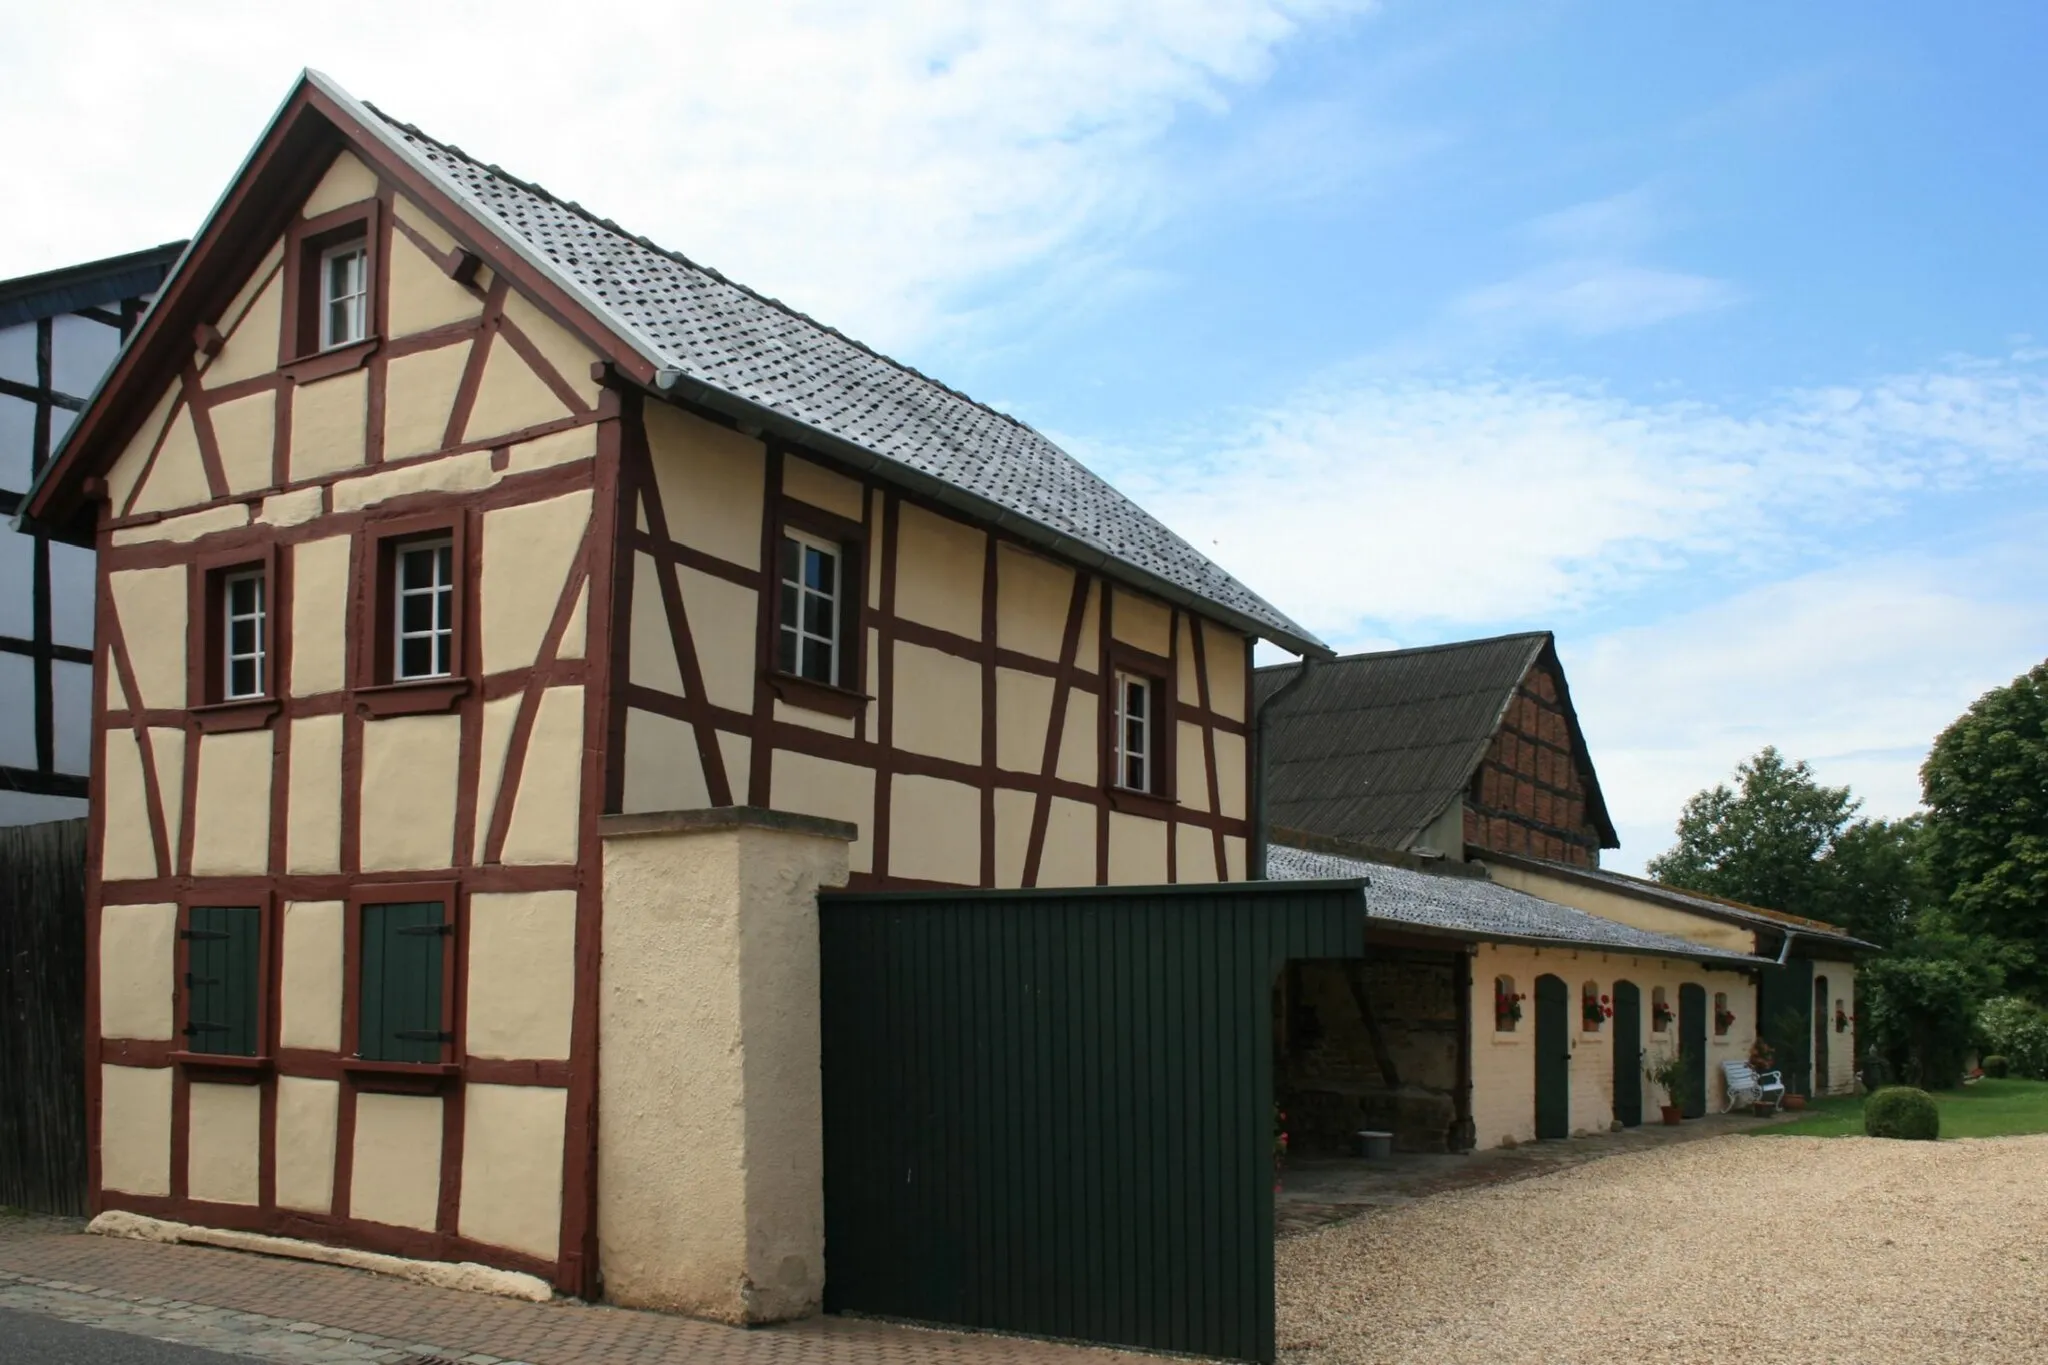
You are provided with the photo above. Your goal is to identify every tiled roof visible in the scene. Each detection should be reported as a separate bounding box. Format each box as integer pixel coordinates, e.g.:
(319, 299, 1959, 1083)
(1268, 844, 1757, 964)
(1254, 632, 1615, 851)
(333, 80, 1321, 653)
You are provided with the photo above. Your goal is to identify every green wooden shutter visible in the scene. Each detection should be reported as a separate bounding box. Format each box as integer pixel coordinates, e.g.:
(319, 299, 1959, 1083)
(183, 906, 260, 1056)
(359, 901, 447, 1063)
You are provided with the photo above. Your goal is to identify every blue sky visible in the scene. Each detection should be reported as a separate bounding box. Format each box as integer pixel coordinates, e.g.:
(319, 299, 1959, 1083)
(5, 1, 2044, 868)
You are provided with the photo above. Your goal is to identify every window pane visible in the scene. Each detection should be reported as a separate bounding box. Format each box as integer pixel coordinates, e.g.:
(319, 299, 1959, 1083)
(779, 536, 799, 583)
(800, 638, 834, 684)
(401, 591, 434, 633)
(399, 549, 426, 591)
(434, 545, 452, 585)
(1125, 679, 1147, 721)
(803, 592, 835, 639)
(401, 635, 433, 679)
(433, 630, 451, 677)
(1125, 755, 1145, 790)
(805, 545, 835, 593)
(431, 582, 452, 632)
(780, 583, 799, 626)
(228, 617, 256, 656)
(227, 576, 256, 615)
(229, 658, 256, 698)
(777, 625, 798, 674)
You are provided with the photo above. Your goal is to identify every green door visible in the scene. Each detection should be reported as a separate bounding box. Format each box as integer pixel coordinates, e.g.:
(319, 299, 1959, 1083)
(1534, 974, 1570, 1139)
(1611, 980, 1642, 1127)
(1679, 983, 1708, 1118)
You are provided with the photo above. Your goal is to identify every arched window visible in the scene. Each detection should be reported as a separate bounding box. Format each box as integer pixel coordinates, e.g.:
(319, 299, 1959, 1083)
(1835, 997, 1849, 1033)
(1651, 985, 1672, 1033)
(1493, 975, 1523, 1032)
(1713, 991, 1734, 1036)
(1581, 980, 1609, 1032)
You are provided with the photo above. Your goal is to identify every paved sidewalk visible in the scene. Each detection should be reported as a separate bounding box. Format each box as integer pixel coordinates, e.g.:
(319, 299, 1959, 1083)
(0, 1216, 1144, 1365)
(1277, 1107, 1800, 1236)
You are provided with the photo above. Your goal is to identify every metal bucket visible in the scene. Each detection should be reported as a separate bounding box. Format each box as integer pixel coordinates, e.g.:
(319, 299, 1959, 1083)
(1353, 1129, 1394, 1160)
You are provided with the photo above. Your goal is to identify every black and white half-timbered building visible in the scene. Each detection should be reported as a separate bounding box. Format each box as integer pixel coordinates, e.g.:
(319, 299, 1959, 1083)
(0, 244, 182, 823)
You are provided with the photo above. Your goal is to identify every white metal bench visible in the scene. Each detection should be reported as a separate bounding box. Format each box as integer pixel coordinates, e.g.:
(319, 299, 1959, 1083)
(1721, 1059, 1786, 1113)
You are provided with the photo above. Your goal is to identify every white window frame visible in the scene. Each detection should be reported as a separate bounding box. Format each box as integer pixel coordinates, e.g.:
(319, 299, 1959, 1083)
(777, 528, 841, 685)
(318, 240, 369, 351)
(393, 538, 455, 681)
(221, 569, 266, 700)
(1115, 671, 1153, 793)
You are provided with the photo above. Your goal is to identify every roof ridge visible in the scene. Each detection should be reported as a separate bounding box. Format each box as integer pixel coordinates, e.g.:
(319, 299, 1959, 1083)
(1255, 630, 1551, 672)
(363, 102, 1038, 441)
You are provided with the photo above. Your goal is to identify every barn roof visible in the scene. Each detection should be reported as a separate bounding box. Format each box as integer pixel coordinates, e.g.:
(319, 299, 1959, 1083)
(1268, 843, 1756, 965)
(22, 70, 1326, 657)
(0, 243, 184, 329)
(1253, 632, 1617, 853)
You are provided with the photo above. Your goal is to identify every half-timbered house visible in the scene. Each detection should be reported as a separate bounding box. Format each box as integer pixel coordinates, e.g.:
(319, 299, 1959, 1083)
(21, 72, 1325, 1318)
(2, 245, 182, 823)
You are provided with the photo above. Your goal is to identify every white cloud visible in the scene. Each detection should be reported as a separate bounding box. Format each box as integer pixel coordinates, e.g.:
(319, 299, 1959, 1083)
(1450, 261, 1739, 336)
(1571, 538, 2048, 872)
(0, 0, 1371, 352)
(1093, 350, 2048, 641)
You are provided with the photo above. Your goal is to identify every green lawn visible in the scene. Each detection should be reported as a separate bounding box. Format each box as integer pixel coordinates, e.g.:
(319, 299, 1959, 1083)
(1756, 1077, 2048, 1139)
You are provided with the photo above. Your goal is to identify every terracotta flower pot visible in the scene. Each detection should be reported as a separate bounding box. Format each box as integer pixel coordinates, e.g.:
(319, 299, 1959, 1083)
(1660, 1105, 1682, 1125)
(1783, 1094, 1807, 1111)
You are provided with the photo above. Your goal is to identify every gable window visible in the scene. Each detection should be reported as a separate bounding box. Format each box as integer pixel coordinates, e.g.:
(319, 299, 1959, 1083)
(221, 569, 266, 700)
(1116, 672, 1154, 792)
(180, 905, 262, 1058)
(355, 896, 453, 1065)
(777, 529, 841, 684)
(393, 537, 455, 681)
(319, 239, 369, 350)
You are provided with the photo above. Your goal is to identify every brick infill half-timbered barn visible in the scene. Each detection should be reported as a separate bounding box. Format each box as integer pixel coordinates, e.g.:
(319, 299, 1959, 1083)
(21, 70, 1327, 1319)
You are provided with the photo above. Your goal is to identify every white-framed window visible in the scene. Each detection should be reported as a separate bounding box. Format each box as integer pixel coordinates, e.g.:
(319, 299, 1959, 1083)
(221, 569, 266, 700)
(394, 538, 455, 680)
(777, 529, 841, 685)
(319, 240, 369, 350)
(1115, 671, 1153, 792)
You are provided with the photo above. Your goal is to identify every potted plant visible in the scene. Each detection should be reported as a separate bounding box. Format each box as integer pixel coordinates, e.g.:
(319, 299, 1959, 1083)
(1645, 1050, 1690, 1124)
(1495, 985, 1525, 1030)
(1651, 997, 1675, 1030)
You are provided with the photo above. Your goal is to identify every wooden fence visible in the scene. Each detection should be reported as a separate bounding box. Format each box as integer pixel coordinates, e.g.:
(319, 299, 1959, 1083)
(0, 819, 88, 1215)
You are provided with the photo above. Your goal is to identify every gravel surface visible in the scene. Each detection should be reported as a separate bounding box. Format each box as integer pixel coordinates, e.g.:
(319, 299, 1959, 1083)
(1277, 1133, 2048, 1364)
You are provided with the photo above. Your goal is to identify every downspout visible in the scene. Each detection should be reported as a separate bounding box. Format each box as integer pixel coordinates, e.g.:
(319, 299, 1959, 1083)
(1773, 929, 1799, 966)
(1249, 655, 1315, 880)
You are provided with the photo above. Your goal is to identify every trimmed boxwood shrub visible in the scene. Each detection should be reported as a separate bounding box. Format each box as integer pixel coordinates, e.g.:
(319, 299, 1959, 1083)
(1983, 1054, 2011, 1078)
(1864, 1086, 1940, 1141)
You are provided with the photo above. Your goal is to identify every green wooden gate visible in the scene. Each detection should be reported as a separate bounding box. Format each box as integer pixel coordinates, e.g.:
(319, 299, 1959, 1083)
(818, 881, 1367, 1365)
(1611, 979, 1642, 1127)
(1533, 974, 1570, 1139)
(1679, 983, 1708, 1118)
(1757, 955, 1816, 1096)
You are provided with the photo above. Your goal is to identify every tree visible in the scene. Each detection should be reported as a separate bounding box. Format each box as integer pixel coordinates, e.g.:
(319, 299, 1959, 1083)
(1921, 659, 2048, 996)
(1646, 747, 1858, 922)
(1821, 815, 1934, 950)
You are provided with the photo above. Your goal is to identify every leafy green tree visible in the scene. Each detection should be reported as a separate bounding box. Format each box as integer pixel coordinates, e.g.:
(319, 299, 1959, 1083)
(1921, 660, 2048, 995)
(1646, 747, 1858, 922)
(1821, 815, 1934, 949)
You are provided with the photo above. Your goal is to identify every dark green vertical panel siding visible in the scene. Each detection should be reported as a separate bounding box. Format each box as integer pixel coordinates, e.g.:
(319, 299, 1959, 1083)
(1757, 955, 1816, 1096)
(1533, 974, 1570, 1139)
(818, 882, 1366, 1365)
(359, 901, 445, 1063)
(1611, 979, 1642, 1127)
(184, 906, 259, 1057)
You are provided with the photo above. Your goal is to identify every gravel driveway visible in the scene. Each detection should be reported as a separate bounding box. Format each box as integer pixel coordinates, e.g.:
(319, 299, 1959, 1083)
(1278, 1133, 2048, 1363)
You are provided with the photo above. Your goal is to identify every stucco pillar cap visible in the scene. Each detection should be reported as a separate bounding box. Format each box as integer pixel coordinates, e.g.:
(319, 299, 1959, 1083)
(599, 806, 857, 844)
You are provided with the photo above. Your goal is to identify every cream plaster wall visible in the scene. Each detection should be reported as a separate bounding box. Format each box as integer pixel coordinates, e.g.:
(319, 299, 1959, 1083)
(892, 503, 983, 640)
(110, 504, 250, 548)
(100, 1064, 173, 1196)
(1054, 688, 1098, 787)
(1107, 812, 1168, 885)
(1176, 824, 1219, 884)
(888, 774, 981, 886)
(678, 567, 758, 713)
(100, 730, 157, 881)
(767, 751, 872, 874)
(500, 291, 603, 410)
(358, 715, 459, 872)
(499, 687, 585, 866)
(301, 151, 377, 218)
(1213, 730, 1247, 820)
(349, 1094, 443, 1231)
(129, 406, 210, 515)
(598, 817, 851, 1323)
(1810, 961, 1858, 1095)
(466, 890, 577, 1061)
(481, 491, 589, 676)
(1035, 798, 1098, 888)
(212, 392, 275, 496)
(105, 384, 179, 513)
(781, 455, 863, 521)
(190, 730, 274, 876)
(774, 699, 855, 737)
(387, 234, 484, 338)
(468, 696, 518, 856)
(994, 545, 1074, 661)
(289, 537, 352, 696)
(1175, 722, 1210, 812)
(274, 1076, 339, 1213)
(100, 903, 175, 1040)
(1205, 624, 1247, 722)
(151, 729, 186, 871)
(621, 710, 709, 816)
(1482, 863, 1757, 955)
(285, 714, 343, 873)
(645, 403, 764, 569)
(330, 449, 494, 515)
(891, 642, 981, 765)
(382, 343, 470, 462)
(279, 900, 343, 1052)
(109, 567, 186, 709)
(204, 270, 282, 391)
(1110, 589, 1171, 658)
(459, 1083, 567, 1261)
(466, 335, 570, 444)
(995, 668, 1055, 773)
(290, 371, 367, 483)
(628, 559, 684, 696)
(992, 788, 1035, 888)
(187, 1083, 261, 1206)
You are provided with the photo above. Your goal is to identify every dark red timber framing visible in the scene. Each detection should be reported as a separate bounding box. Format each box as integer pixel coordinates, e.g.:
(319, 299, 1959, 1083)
(607, 392, 1254, 894)
(37, 82, 643, 1298)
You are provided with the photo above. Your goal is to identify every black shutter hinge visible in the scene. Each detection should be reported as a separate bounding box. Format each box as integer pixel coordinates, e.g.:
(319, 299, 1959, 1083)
(182, 1021, 227, 1036)
(396, 923, 453, 937)
(184, 973, 220, 988)
(392, 1028, 454, 1042)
